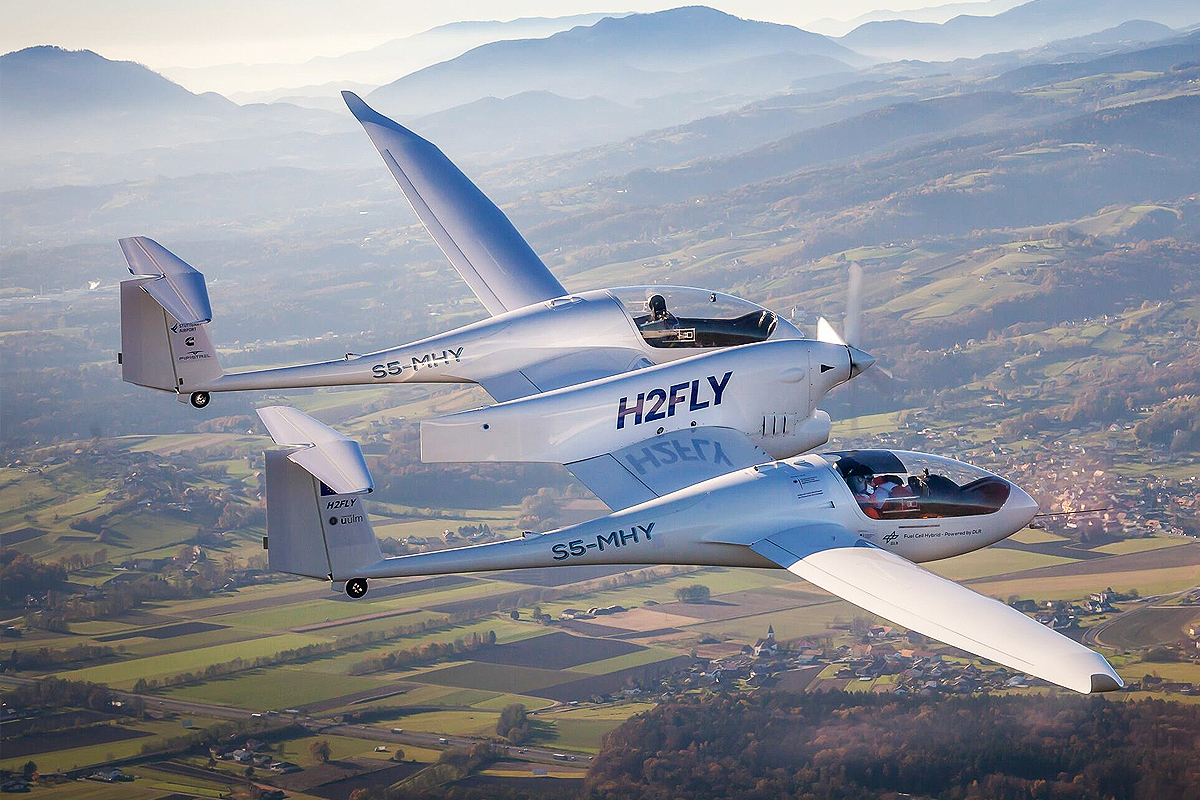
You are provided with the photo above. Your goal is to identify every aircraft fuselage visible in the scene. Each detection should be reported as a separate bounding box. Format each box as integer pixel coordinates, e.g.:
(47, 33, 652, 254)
(351, 451, 1038, 582)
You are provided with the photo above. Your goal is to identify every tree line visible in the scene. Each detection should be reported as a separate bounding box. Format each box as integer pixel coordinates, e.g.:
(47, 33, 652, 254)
(348, 629, 496, 676)
(2, 642, 118, 671)
(582, 690, 1200, 800)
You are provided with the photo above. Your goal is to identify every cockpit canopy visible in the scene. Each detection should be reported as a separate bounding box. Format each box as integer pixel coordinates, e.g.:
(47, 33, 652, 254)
(609, 286, 784, 349)
(824, 450, 1011, 520)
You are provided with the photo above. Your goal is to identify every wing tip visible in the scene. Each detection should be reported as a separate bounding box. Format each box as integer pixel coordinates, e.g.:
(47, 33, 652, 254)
(1089, 672, 1124, 693)
(342, 90, 397, 131)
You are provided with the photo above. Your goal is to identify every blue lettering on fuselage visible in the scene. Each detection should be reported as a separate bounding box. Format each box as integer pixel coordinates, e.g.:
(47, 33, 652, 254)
(621, 436, 733, 476)
(616, 371, 731, 430)
(551, 523, 655, 560)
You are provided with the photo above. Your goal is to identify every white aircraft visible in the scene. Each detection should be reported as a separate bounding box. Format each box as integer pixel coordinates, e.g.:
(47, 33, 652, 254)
(120, 90, 1123, 695)
(256, 404, 1122, 695)
(119, 93, 838, 411)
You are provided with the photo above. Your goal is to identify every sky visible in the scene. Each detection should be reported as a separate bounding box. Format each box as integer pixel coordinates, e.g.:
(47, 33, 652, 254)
(1, 0, 941, 68)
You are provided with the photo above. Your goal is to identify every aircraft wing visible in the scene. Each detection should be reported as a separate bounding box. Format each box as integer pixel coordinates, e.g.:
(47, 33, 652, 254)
(567, 426, 771, 511)
(749, 526, 1123, 694)
(476, 350, 653, 402)
(343, 91, 567, 316)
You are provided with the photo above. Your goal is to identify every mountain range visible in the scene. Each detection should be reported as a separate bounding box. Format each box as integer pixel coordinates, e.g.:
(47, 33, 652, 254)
(840, 0, 1199, 59)
(159, 12, 626, 96)
(366, 7, 868, 117)
(807, 0, 1022, 36)
(4, 2, 1198, 177)
(1, 46, 232, 121)
(0, 46, 354, 156)
(2, 7, 872, 162)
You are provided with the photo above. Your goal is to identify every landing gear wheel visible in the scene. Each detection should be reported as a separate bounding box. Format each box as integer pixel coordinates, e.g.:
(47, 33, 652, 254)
(189, 391, 210, 409)
(345, 578, 368, 598)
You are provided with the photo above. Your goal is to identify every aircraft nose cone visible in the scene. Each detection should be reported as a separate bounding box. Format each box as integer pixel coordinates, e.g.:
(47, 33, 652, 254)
(847, 346, 875, 378)
(1007, 482, 1039, 526)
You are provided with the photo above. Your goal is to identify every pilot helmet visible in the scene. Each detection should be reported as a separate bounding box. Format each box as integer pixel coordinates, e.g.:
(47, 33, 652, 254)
(647, 294, 667, 318)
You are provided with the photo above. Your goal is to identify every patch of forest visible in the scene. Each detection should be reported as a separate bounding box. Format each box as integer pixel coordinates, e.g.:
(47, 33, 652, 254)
(581, 691, 1200, 800)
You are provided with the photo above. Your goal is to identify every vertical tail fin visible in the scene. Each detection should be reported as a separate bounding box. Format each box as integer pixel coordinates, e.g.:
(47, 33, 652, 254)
(118, 237, 222, 396)
(258, 407, 383, 581)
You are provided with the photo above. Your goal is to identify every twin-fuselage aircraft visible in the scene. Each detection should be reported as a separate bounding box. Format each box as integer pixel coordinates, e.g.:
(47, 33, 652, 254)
(117, 91, 1123, 696)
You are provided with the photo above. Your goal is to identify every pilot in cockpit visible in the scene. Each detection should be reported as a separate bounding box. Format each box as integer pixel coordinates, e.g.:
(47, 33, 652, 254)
(848, 468, 915, 518)
(647, 294, 675, 325)
(847, 471, 879, 514)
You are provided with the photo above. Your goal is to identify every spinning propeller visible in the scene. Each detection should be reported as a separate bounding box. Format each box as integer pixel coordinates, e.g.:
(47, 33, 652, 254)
(816, 263, 892, 384)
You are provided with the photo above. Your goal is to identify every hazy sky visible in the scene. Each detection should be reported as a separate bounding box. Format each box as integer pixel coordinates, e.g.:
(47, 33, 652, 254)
(2, 0, 938, 67)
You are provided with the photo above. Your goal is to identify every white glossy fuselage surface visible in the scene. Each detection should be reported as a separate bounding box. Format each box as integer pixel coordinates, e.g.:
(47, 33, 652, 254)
(203, 289, 801, 393)
(356, 454, 1038, 580)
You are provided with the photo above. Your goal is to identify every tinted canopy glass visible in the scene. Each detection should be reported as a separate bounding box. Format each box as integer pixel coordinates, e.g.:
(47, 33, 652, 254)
(609, 286, 778, 349)
(824, 449, 1010, 519)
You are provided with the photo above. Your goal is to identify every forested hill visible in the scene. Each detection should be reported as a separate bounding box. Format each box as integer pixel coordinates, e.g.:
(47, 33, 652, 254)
(582, 692, 1200, 800)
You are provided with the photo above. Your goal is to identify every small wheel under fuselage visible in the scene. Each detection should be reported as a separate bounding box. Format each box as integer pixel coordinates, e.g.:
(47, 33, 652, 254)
(345, 578, 368, 598)
(190, 391, 210, 409)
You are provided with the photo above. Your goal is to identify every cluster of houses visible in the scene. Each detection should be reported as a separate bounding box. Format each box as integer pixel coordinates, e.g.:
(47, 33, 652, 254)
(211, 738, 299, 773)
(1130, 674, 1199, 695)
(559, 605, 628, 620)
(17, 553, 272, 613)
(1008, 591, 1123, 630)
(698, 634, 1031, 696)
(86, 768, 133, 783)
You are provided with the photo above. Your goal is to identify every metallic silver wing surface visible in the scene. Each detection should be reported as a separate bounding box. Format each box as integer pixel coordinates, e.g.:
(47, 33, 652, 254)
(344, 91, 567, 316)
(566, 426, 771, 511)
(751, 526, 1123, 694)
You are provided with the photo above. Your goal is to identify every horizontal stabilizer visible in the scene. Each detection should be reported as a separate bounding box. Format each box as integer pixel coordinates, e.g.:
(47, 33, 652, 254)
(257, 406, 373, 495)
(752, 527, 1123, 694)
(119, 236, 213, 324)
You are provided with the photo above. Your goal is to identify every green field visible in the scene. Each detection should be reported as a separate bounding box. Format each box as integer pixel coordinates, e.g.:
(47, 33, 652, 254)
(1097, 606, 1200, 649)
(972, 565, 1200, 603)
(275, 733, 401, 767)
(63, 632, 328, 687)
(1091, 537, 1191, 556)
(928, 547, 1073, 582)
(379, 708, 500, 737)
(0, 715, 224, 773)
(538, 703, 656, 752)
(162, 667, 392, 709)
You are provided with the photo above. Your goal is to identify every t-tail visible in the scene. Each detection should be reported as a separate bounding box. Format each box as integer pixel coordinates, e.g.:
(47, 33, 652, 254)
(257, 407, 595, 597)
(118, 237, 223, 407)
(117, 237, 478, 409)
(258, 407, 384, 597)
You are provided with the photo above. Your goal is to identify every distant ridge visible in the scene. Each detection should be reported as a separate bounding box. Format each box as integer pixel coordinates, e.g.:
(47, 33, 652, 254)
(1, 45, 232, 121)
(840, 0, 1200, 59)
(0, 46, 352, 155)
(160, 12, 628, 95)
(368, 6, 868, 116)
(807, 0, 1022, 36)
